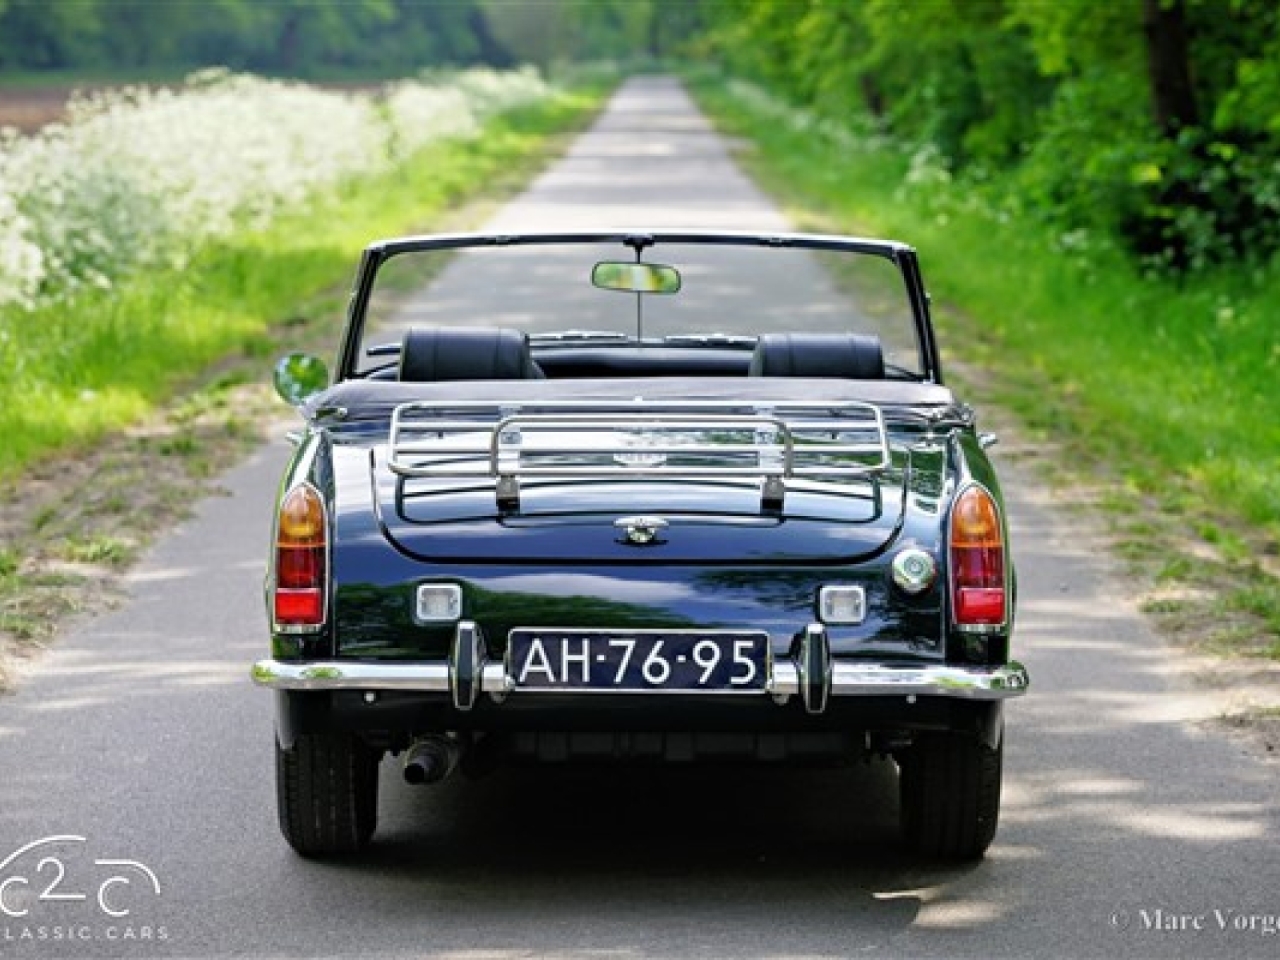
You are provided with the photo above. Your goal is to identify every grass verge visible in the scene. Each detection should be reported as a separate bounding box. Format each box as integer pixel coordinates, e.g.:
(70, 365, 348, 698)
(0, 81, 610, 689)
(688, 72, 1280, 662)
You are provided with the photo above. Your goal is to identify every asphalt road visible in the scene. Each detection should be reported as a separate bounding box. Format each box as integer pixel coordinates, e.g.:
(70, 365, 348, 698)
(1, 77, 1278, 960)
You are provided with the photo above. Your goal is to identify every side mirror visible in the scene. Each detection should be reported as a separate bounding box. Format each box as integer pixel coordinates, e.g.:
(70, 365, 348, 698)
(273, 353, 329, 407)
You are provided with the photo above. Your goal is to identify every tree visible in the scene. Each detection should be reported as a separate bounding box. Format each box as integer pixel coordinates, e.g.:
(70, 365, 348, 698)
(1142, 0, 1199, 135)
(0, 0, 514, 76)
(0, 0, 105, 70)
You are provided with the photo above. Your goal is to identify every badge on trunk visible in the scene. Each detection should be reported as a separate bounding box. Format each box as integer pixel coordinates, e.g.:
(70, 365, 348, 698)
(615, 516, 668, 546)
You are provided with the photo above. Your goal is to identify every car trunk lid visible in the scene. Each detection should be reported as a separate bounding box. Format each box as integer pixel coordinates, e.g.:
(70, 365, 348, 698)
(372, 449, 907, 565)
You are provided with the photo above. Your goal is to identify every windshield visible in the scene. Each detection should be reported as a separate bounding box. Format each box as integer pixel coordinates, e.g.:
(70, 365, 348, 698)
(353, 236, 928, 379)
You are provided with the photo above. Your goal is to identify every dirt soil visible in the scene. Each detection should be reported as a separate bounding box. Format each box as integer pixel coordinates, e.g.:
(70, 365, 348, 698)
(0, 380, 286, 686)
(0, 86, 78, 132)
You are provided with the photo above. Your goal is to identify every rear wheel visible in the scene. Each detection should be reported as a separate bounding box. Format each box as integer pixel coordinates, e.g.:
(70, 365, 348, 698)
(275, 733, 379, 857)
(898, 726, 1003, 860)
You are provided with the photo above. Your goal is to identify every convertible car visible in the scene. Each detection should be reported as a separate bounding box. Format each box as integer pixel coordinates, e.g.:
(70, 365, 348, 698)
(252, 230, 1029, 860)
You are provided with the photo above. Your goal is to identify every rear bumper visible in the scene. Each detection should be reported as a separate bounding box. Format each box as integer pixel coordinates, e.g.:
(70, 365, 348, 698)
(252, 622, 1028, 715)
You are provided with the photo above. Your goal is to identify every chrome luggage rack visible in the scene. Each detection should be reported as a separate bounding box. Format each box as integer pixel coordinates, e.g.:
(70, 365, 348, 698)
(386, 399, 891, 513)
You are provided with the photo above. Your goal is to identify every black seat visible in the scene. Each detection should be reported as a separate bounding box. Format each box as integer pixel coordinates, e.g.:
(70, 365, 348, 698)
(749, 333, 885, 379)
(398, 327, 544, 381)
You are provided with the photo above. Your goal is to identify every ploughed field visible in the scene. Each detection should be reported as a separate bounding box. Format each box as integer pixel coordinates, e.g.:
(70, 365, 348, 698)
(0, 85, 76, 132)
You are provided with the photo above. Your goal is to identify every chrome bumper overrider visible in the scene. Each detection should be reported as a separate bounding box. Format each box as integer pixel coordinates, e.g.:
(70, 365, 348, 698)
(252, 623, 1028, 715)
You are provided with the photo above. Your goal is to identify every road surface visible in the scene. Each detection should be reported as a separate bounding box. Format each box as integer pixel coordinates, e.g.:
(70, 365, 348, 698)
(0, 77, 1276, 960)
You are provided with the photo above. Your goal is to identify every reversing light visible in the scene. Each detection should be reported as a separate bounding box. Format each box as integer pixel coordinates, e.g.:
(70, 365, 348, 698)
(416, 584, 462, 622)
(818, 585, 867, 625)
(949, 484, 1006, 628)
(274, 484, 327, 629)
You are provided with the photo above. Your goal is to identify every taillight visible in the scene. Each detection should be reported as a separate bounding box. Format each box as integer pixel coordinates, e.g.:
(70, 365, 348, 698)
(949, 484, 1006, 627)
(274, 484, 327, 628)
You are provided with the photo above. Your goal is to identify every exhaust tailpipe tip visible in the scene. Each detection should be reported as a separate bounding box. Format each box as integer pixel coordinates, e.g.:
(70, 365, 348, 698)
(402, 736, 460, 786)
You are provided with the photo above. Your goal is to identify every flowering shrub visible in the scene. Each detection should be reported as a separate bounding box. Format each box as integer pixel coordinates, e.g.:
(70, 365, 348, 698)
(0, 180, 42, 310)
(0, 67, 553, 311)
(381, 66, 549, 162)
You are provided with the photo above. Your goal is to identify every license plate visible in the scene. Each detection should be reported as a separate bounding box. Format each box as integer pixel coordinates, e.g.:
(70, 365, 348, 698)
(508, 630, 769, 693)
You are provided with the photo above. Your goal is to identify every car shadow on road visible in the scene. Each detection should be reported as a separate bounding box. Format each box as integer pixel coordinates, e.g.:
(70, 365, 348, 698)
(376, 758, 910, 869)
(278, 759, 987, 957)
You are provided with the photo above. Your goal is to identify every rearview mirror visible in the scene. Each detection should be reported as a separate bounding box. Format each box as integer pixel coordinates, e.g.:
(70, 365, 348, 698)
(592, 261, 682, 294)
(273, 353, 329, 407)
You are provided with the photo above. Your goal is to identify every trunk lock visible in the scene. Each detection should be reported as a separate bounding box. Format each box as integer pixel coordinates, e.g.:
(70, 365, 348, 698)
(615, 516, 669, 546)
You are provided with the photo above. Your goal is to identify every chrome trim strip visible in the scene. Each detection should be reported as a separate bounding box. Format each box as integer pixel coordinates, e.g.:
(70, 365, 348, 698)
(482, 661, 512, 703)
(768, 661, 799, 697)
(251, 657, 1028, 701)
(830, 661, 1029, 700)
(251, 660, 450, 691)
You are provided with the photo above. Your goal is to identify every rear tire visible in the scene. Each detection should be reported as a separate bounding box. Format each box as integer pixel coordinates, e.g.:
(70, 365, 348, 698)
(898, 726, 1003, 860)
(276, 733, 379, 857)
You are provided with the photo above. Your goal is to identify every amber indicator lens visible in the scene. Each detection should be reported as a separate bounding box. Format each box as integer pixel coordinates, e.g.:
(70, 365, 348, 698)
(950, 486, 1001, 548)
(278, 486, 325, 546)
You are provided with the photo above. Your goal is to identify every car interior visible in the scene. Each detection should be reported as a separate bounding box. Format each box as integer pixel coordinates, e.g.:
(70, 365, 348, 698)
(390, 327, 888, 381)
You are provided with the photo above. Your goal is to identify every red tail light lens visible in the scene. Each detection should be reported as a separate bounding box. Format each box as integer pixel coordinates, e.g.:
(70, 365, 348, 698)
(274, 484, 326, 628)
(950, 485, 1006, 627)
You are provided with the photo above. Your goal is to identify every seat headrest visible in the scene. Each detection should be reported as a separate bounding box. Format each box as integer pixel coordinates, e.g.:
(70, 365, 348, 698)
(398, 327, 543, 381)
(749, 333, 885, 379)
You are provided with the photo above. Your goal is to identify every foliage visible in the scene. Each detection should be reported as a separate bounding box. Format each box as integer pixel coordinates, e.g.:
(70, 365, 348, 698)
(688, 0, 1280, 272)
(464, 1, 709, 69)
(0, 0, 714, 78)
(0, 0, 511, 76)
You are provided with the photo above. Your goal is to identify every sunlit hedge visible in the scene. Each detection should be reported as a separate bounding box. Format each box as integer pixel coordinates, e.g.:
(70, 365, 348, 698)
(0, 66, 550, 311)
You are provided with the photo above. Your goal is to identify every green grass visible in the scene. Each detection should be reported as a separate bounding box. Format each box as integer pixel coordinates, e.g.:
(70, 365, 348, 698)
(686, 71, 1280, 652)
(60, 535, 133, 566)
(0, 85, 607, 479)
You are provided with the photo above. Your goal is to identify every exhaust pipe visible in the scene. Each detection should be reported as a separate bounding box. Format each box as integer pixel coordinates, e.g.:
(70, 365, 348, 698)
(403, 736, 461, 785)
